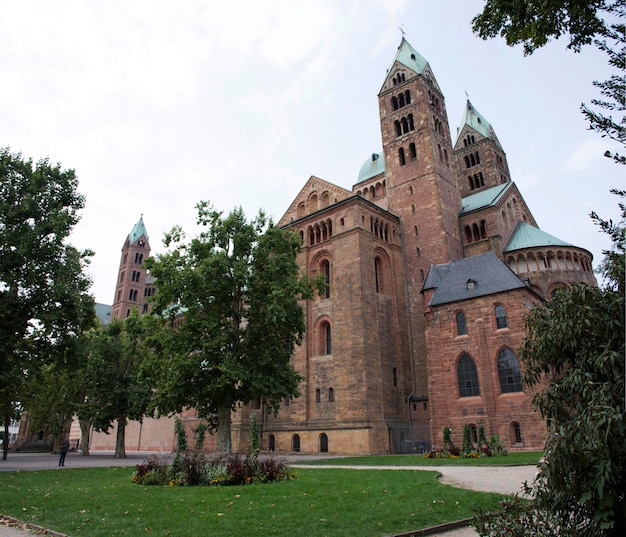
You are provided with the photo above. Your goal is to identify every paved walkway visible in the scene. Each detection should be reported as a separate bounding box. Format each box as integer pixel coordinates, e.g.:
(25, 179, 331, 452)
(0, 452, 538, 536)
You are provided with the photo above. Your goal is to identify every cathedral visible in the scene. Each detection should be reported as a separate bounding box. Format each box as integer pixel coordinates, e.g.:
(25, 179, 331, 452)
(90, 37, 596, 455)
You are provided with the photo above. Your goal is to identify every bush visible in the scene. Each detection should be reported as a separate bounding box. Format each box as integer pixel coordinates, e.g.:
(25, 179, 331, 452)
(132, 453, 170, 485)
(473, 493, 602, 536)
(133, 451, 294, 487)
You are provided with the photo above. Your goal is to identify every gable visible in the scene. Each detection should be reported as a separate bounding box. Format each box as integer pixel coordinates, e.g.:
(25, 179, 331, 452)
(278, 176, 353, 227)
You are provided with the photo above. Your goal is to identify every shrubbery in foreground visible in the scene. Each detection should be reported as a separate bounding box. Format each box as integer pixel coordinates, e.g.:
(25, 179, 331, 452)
(133, 451, 294, 487)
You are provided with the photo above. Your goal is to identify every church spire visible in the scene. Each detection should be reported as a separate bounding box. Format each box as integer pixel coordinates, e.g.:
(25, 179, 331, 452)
(128, 215, 149, 245)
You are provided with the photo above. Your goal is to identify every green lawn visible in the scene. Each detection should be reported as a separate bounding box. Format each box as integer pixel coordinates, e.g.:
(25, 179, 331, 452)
(296, 451, 543, 467)
(0, 466, 507, 537)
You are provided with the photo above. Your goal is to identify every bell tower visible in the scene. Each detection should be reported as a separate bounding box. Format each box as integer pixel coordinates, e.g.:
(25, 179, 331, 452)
(111, 216, 151, 320)
(380, 38, 463, 394)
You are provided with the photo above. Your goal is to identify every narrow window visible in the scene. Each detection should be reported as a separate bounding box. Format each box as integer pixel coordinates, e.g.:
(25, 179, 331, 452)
(392, 367, 398, 387)
(268, 435, 275, 451)
(374, 257, 382, 293)
(471, 424, 478, 444)
(292, 434, 300, 452)
(495, 305, 508, 329)
(456, 312, 467, 336)
(405, 90, 411, 104)
(399, 147, 406, 166)
(391, 96, 398, 110)
(409, 142, 417, 160)
(322, 260, 331, 298)
(458, 354, 480, 397)
(513, 423, 522, 443)
(325, 323, 332, 354)
(498, 348, 523, 392)
(315, 389, 321, 403)
(394, 120, 402, 137)
(328, 388, 334, 402)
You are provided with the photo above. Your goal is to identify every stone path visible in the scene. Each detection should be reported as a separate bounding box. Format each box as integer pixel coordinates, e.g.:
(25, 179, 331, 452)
(0, 452, 538, 536)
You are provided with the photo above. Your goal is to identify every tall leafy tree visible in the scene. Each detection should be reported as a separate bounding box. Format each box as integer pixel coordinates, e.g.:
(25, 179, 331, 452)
(83, 311, 152, 458)
(144, 202, 320, 453)
(20, 293, 96, 454)
(0, 148, 93, 460)
(516, 191, 625, 535)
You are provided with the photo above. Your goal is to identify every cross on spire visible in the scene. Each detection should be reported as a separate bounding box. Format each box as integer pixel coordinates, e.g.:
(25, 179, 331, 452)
(399, 24, 406, 38)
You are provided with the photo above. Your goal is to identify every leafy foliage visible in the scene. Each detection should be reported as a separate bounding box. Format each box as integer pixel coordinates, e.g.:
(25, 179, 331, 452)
(471, 0, 613, 54)
(143, 202, 321, 452)
(81, 311, 153, 458)
(477, 194, 625, 535)
(0, 148, 93, 459)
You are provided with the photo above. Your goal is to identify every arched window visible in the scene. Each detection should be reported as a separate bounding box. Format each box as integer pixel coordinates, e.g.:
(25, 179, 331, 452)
(391, 96, 398, 110)
(319, 433, 328, 453)
(409, 142, 417, 160)
(456, 312, 467, 336)
(321, 260, 331, 299)
(268, 435, 275, 451)
(495, 305, 508, 329)
(394, 120, 402, 137)
(328, 387, 334, 402)
(292, 434, 300, 452)
(498, 348, 523, 392)
(392, 367, 398, 387)
(458, 354, 480, 397)
(398, 147, 406, 166)
(315, 388, 321, 403)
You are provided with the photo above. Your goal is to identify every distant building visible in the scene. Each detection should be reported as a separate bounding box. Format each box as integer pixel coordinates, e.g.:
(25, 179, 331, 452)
(94, 37, 596, 455)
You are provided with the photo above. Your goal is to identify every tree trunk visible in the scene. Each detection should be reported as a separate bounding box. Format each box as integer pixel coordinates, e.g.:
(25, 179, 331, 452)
(216, 406, 232, 454)
(115, 417, 127, 458)
(2, 414, 9, 461)
(79, 418, 91, 456)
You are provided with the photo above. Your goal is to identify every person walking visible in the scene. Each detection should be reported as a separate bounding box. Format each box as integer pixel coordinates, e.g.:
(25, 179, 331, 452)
(58, 439, 69, 467)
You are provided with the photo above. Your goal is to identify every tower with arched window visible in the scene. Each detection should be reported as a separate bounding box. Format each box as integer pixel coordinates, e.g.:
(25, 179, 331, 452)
(111, 216, 154, 320)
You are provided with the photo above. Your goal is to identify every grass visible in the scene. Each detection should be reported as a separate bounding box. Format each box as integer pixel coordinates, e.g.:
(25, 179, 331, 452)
(0, 466, 507, 537)
(296, 451, 544, 467)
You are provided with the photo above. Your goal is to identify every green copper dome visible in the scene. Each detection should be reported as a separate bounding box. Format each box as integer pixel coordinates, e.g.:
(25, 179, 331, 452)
(357, 153, 385, 182)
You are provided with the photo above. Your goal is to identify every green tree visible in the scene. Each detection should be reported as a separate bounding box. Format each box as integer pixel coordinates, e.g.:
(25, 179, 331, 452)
(0, 148, 93, 460)
(83, 311, 152, 458)
(517, 192, 625, 535)
(144, 202, 320, 453)
(471, 0, 612, 54)
(472, 2, 625, 166)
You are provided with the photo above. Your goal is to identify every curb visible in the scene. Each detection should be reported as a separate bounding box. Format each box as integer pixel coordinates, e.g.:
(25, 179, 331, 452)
(391, 518, 472, 536)
(1, 515, 68, 536)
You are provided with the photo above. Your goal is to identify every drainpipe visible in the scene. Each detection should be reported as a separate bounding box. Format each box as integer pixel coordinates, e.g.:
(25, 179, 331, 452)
(406, 391, 415, 452)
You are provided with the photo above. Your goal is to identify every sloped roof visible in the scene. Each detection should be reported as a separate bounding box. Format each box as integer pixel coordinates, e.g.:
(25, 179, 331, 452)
(457, 100, 492, 137)
(504, 221, 573, 252)
(129, 216, 149, 244)
(460, 183, 511, 214)
(95, 302, 112, 325)
(389, 37, 429, 75)
(424, 251, 528, 306)
(357, 152, 385, 183)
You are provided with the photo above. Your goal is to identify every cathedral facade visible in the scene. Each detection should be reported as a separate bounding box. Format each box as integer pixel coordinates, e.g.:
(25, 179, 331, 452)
(95, 38, 596, 455)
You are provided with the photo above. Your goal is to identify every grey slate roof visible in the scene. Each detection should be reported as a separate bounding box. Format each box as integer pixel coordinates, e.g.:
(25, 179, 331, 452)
(424, 251, 528, 306)
(504, 221, 572, 252)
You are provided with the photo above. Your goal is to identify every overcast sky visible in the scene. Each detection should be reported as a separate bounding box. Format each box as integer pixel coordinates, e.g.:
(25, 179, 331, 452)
(1, 0, 622, 305)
